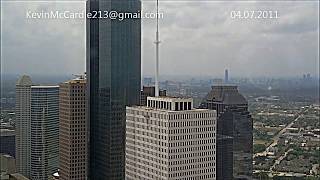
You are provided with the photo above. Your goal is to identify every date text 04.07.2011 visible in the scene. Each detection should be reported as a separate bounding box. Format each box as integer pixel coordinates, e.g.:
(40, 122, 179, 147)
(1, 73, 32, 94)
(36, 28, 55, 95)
(230, 10, 279, 19)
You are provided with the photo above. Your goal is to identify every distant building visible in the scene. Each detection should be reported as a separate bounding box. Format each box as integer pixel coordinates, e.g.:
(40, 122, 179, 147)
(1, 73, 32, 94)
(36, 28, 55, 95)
(59, 77, 87, 180)
(224, 69, 229, 83)
(307, 73, 311, 79)
(303, 74, 306, 80)
(143, 77, 153, 86)
(140, 86, 166, 106)
(303, 73, 312, 81)
(0, 129, 15, 157)
(185, 88, 192, 97)
(200, 85, 253, 179)
(210, 78, 223, 85)
(126, 97, 217, 179)
(30, 86, 59, 180)
(15, 75, 32, 178)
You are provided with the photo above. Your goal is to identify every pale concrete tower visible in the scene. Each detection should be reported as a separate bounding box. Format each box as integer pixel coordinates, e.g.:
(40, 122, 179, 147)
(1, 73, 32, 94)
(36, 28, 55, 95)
(15, 75, 32, 178)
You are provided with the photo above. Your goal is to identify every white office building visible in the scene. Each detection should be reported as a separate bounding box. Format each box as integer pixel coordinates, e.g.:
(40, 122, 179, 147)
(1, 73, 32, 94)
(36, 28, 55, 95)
(126, 96, 217, 180)
(15, 75, 32, 178)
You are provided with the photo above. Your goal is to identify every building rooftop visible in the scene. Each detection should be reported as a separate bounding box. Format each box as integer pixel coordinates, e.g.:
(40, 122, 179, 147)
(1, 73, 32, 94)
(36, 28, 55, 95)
(127, 105, 214, 113)
(62, 76, 86, 84)
(147, 96, 193, 101)
(147, 96, 193, 111)
(204, 85, 247, 105)
(31, 85, 59, 88)
(9, 173, 29, 180)
(16, 75, 32, 86)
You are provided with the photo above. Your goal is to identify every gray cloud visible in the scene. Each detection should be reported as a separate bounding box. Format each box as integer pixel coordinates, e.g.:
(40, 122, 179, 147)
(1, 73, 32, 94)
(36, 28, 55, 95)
(1, 1, 319, 79)
(2, 1, 86, 76)
(142, 1, 319, 78)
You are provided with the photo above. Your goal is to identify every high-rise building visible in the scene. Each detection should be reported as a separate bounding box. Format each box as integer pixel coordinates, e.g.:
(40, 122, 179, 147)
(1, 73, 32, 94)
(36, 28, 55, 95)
(224, 69, 229, 83)
(86, 0, 141, 178)
(210, 78, 223, 86)
(59, 77, 87, 180)
(140, 86, 166, 106)
(15, 75, 32, 178)
(200, 85, 253, 179)
(0, 129, 15, 157)
(126, 97, 217, 179)
(30, 86, 59, 180)
(216, 135, 233, 179)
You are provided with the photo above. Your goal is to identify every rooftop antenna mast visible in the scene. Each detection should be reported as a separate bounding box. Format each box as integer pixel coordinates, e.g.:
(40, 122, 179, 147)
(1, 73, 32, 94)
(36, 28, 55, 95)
(155, 0, 160, 97)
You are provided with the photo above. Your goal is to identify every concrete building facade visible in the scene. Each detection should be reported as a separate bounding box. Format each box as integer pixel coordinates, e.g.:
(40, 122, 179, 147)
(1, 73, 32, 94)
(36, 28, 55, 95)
(126, 97, 217, 180)
(59, 77, 87, 180)
(15, 75, 32, 178)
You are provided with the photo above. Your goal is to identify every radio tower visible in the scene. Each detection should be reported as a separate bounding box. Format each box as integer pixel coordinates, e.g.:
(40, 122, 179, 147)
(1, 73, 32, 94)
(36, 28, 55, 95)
(155, 0, 160, 97)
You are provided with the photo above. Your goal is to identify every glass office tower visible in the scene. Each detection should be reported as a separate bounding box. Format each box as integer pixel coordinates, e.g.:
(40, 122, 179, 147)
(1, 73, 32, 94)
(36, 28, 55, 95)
(86, 0, 141, 179)
(200, 85, 253, 180)
(30, 86, 59, 180)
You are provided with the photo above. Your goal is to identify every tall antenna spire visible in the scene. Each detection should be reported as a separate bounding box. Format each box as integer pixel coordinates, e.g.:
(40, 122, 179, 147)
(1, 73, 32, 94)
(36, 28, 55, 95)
(155, 0, 160, 97)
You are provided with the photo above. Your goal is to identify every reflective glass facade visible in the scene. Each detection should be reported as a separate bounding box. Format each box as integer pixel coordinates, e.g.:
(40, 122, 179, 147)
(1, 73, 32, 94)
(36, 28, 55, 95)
(30, 86, 59, 180)
(200, 85, 253, 180)
(86, 0, 141, 179)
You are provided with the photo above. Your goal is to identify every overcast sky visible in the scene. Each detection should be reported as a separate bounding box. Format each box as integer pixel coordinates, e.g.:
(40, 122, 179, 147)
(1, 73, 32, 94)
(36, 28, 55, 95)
(1, 0, 319, 78)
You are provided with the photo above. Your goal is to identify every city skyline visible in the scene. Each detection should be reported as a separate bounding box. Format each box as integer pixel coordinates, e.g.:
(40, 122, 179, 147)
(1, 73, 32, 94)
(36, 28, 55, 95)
(1, 1, 319, 77)
(0, 1, 319, 179)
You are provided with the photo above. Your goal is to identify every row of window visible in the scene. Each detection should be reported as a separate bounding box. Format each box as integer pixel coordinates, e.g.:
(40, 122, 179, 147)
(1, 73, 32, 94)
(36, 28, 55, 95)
(127, 120, 168, 132)
(169, 146, 215, 153)
(169, 150, 215, 160)
(169, 133, 215, 141)
(168, 112, 214, 120)
(169, 139, 215, 147)
(127, 115, 169, 127)
(126, 127, 167, 140)
(126, 165, 167, 179)
(169, 163, 215, 172)
(169, 127, 215, 134)
(169, 156, 215, 166)
(169, 119, 215, 128)
(169, 169, 215, 179)
(126, 123, 166, 135)
(126, 144, 167, 159)
(128, 110, 215, 121)
(126, 157, 167, 172)
(126, 139, 168, 155)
